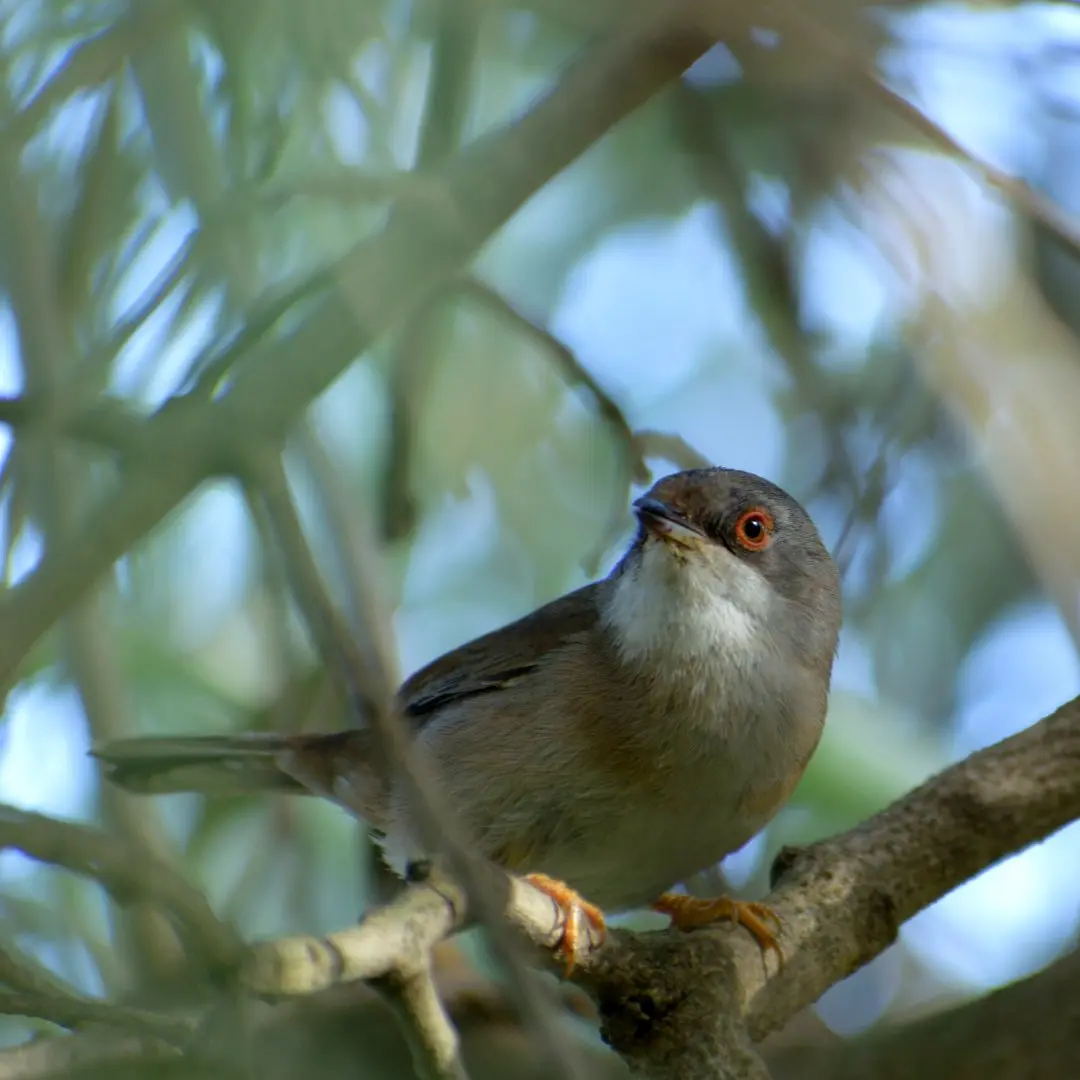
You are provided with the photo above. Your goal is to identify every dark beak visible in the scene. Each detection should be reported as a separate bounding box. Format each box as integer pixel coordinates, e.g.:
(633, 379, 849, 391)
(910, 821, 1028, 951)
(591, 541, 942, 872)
(633, 497, 706, 548)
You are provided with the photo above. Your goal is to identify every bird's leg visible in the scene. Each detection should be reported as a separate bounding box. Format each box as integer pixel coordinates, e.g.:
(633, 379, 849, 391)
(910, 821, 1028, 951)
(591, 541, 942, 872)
(523, 873, 607, 974)
(652, 892, 783, 962)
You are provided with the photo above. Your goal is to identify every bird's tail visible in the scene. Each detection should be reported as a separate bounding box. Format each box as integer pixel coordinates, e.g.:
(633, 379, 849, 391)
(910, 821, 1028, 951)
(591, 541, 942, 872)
(93, 728, 389, 824)
(91, 733, 308, 796)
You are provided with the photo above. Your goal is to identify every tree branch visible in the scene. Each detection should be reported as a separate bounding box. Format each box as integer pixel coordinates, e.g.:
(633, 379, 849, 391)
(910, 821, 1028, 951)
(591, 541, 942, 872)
(456, 276, 650, 485)
(768, 948, 1080, 1080)
(245, 448, 593, 1080)
(0, 2, 713, 698)
(0, 805, 243, 977)
(238, 694, 1080, 1078)
(0, 991, 193, 1044)
(0, 943, 617, 1080)
(0, 1028, 179, 1080)
(379, 0, 482, 541)
(372, 966, 470, 1080)
(0, 396, 147, 455)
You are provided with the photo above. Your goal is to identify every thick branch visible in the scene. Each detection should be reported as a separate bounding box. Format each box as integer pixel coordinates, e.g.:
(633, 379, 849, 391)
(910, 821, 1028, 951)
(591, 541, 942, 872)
(742, 693, 1080, 1037)
(240, 695, 1080, 1078)
(0, 394, 147, 455)
(768, 948, 1080, 1080)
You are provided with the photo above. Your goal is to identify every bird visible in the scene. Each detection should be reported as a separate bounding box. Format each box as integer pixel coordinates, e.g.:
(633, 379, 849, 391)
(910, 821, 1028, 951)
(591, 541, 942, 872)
(94, 466, 842, 970)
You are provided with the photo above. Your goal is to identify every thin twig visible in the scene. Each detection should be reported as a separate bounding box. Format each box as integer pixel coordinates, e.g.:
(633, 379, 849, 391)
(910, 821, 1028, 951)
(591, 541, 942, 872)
(0, 805, 243, 975)
(453, 276, 655, 574)
(457, 277, 650, 485)
(0, 991, 194, 1044)
(0, 942, 85, 1003)
(634, 429, 711, 470)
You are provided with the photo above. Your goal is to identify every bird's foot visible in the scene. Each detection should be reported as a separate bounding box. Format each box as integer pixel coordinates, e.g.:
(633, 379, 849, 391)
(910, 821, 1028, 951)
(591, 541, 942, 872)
(652, 892, 783, 963)
(523, 873, 607, 975)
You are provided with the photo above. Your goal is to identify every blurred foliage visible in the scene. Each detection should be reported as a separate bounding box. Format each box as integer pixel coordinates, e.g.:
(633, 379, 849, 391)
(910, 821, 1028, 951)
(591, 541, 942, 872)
(1, 0, 1080, 1076)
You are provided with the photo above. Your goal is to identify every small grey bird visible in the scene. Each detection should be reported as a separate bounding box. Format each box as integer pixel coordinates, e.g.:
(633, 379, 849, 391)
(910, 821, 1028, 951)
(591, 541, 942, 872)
(95, 467, 841, 966)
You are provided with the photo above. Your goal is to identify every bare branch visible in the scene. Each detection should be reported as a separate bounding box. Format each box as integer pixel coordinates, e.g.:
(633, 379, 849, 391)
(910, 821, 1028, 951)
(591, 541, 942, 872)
(373, 966, 470, 1080)
(768, 948, 1080, 1080)
(241, 873, 602, 997)
(238, 694, 1080, 1077)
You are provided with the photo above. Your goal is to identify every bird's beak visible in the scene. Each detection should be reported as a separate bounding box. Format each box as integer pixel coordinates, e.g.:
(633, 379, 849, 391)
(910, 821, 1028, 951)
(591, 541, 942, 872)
(633, 497, 706, 550)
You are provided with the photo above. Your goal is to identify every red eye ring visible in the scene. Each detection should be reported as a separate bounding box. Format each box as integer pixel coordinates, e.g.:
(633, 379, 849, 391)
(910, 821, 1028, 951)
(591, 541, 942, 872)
(734, 508, 773, 551)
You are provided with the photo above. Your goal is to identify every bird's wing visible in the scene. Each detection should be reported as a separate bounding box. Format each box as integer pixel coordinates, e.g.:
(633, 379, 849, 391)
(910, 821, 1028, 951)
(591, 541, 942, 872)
(398, 582, 603, 724)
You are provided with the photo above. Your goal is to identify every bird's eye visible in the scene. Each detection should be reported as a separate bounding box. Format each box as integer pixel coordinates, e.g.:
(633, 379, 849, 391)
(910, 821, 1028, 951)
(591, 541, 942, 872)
(734, 508, 773, 551)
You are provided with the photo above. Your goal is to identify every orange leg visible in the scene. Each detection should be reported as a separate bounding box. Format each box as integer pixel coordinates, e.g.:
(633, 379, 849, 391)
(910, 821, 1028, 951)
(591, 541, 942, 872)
(524, 873, 607, 975)
(653, 892, 783, 963)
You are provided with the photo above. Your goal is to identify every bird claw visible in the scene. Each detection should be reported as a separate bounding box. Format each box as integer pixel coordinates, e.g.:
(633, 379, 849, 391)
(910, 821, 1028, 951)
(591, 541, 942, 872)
(653, 892, 784, 964)
(524, 873, 607, 975)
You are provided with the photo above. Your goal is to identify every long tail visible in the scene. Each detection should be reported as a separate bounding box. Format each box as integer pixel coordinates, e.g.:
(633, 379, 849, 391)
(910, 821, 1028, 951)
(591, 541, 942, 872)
(93, 729, 388, 823)
(91, 733, 309, 796)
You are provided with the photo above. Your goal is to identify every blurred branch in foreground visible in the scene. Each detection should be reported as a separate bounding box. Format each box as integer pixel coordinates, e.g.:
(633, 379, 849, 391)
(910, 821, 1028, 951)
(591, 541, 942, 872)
(0, 2, 714, 698)
(0, 804, 242, 976)
(245, 447, 591, 1080)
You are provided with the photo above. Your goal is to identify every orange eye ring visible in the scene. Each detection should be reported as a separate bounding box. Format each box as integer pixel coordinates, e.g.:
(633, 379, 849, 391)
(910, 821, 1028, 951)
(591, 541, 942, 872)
(734, 507, 773, 551)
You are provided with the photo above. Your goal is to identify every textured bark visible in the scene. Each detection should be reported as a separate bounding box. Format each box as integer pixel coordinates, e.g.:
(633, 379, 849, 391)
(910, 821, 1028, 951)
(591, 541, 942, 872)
(768, 949, 1080, 1080)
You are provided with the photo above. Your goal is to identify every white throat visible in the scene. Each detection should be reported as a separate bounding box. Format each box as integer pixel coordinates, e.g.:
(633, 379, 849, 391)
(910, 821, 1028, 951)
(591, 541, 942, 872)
(603, 539, 774, 675)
